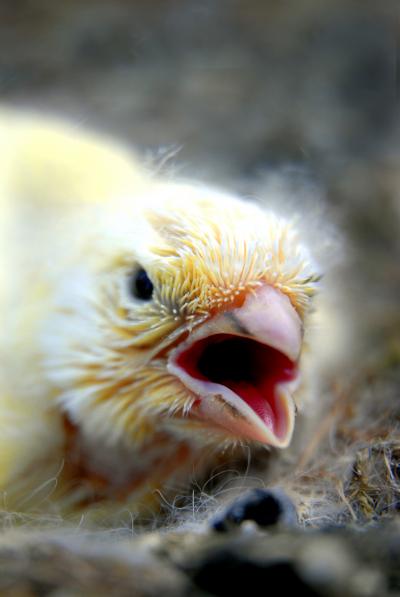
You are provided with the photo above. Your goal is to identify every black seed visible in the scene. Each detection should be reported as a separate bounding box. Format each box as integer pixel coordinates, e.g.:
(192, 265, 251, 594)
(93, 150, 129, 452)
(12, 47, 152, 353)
(211, 488, 298, 531)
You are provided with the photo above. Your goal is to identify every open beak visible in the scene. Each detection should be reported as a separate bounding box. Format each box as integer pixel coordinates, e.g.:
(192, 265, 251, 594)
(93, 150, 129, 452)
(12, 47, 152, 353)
(167, 285, 302, 448)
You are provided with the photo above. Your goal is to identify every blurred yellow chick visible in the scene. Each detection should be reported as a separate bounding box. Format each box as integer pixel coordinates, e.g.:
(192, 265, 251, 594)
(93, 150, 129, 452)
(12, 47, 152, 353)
(0, 108, 320, 522)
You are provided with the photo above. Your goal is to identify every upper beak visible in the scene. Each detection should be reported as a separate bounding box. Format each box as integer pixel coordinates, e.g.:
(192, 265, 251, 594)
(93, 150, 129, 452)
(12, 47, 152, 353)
(167, 285, 302, 448)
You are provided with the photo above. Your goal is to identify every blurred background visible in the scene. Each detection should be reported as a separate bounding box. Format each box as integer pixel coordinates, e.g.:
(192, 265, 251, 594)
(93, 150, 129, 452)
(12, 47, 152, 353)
(1, 0, 398, 349)
(1, 1, 397, 173)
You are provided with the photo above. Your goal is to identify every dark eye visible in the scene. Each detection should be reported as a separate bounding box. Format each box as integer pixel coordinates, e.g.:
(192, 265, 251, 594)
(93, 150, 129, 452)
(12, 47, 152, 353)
(128, 268, 154, 301)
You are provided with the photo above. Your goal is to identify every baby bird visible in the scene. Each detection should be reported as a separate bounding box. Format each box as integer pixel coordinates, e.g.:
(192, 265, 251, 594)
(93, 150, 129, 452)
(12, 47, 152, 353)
(0, 108, 320, 523)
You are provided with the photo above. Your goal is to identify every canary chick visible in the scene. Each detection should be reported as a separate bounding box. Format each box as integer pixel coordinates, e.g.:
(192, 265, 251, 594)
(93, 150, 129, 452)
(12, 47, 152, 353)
(0, 108, 320, 521)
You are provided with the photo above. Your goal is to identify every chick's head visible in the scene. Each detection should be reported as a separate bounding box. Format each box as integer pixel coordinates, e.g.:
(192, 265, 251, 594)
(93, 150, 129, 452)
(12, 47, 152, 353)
(44, 183, 320, 453)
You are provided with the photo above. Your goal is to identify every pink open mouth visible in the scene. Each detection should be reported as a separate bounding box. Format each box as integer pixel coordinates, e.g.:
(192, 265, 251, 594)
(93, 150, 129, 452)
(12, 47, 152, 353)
(175, 333, 297, 442)
(167, 285, 302, 447)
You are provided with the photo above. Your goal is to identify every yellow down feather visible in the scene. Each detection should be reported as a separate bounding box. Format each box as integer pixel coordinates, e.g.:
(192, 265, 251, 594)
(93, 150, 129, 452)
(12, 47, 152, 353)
(0, 107, 320, 524)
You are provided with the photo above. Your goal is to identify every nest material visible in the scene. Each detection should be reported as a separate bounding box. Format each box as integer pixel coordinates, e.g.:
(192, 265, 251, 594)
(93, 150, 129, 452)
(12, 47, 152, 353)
(290, 341, 400, 527)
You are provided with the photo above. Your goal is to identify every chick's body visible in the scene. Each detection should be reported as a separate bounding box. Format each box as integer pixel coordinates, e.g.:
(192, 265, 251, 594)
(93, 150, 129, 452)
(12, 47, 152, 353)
(0, 109, 319, 522)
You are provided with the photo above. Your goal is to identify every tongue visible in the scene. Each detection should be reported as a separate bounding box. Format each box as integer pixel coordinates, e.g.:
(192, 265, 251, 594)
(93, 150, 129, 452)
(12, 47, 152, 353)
(220, 380, 275, 431)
